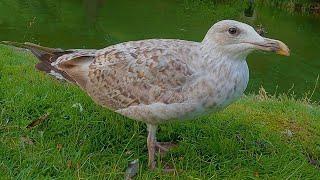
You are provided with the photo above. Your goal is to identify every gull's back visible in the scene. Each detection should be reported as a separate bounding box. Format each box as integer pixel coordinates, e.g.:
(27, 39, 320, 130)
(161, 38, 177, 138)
(83, 39, 200, 110)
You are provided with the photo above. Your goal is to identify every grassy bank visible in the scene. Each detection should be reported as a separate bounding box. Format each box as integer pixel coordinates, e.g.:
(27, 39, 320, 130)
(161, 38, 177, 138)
(0, 45, 320, 179)
(258, 0, 320, 15)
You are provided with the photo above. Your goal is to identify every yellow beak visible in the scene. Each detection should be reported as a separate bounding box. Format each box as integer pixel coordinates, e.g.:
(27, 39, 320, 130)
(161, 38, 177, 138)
(256, 38, 290, 56)
(249, 38, 290, 56)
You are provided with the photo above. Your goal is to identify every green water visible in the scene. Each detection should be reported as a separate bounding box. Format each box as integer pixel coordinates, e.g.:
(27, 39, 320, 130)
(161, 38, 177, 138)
(0, 0, 319, 101)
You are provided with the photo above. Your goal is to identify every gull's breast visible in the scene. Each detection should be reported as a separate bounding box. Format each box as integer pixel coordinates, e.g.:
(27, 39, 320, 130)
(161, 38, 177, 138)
(116, 61, 249, 124)
(185, 59, 249, 116)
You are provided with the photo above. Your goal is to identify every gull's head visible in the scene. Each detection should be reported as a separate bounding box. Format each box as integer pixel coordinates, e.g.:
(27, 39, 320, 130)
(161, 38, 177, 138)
(203, 20, 290, 59)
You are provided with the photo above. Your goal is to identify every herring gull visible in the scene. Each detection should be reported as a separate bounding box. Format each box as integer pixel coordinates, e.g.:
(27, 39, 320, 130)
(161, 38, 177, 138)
(1, 20, 290, 170)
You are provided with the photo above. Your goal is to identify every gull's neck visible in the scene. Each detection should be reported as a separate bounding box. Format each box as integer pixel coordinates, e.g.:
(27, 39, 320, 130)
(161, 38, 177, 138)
(200, 38, 247, 64)
(193, 38, 250, 109)
(197, 38, 249, 82)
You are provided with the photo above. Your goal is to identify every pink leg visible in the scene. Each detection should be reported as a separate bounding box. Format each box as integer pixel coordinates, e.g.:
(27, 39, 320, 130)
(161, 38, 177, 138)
(146, 124, 178, 171)
(147, 124, 157, 170)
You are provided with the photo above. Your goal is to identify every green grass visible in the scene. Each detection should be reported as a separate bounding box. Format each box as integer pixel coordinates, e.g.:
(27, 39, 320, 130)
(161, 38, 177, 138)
(0, 45, 320, 179)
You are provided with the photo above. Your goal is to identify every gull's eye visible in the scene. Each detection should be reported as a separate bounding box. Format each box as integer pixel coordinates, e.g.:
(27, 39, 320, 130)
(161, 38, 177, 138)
(228, 27, 238, 35)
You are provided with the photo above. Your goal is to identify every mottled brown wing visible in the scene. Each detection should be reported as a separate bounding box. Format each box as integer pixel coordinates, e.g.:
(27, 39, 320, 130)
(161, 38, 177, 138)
(86, 40, 196, 110)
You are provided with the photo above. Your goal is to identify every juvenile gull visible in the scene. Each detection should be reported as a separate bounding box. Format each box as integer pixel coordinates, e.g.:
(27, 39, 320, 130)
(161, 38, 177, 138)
(2, 20, 289, 170)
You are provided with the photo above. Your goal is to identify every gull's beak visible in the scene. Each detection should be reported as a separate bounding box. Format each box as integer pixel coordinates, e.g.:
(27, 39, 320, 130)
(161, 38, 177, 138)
(250, 38, 290, 56)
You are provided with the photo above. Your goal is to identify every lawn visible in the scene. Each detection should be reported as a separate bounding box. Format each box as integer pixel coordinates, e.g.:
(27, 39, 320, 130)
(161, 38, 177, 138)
(0, 45, 320, 179)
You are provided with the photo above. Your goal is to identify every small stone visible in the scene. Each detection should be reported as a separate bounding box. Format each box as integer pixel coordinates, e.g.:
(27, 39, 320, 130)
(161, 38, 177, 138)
(125, 159, 139, 180)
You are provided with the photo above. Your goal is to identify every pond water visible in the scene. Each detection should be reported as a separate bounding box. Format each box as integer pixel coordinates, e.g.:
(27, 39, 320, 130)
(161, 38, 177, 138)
(0, 0, 319, 101)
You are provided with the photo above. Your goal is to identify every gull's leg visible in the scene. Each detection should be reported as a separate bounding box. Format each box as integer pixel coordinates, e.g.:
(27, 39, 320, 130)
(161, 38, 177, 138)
(147, 124, 177, 171)
(147, 124, 157, 170)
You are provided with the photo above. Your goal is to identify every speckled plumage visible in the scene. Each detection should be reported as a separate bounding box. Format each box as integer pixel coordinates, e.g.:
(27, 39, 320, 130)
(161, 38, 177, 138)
(51, 38, 249, 124)
(2, 20, 289, 170)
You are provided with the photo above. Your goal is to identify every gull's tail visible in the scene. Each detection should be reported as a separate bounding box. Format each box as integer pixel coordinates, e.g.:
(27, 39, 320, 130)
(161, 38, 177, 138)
(1, 41, 76, 83)
(1, 41, 97, 88)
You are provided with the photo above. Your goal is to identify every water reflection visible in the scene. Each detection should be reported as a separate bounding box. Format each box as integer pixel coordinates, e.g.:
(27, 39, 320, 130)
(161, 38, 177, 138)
(83, 0, 106, 23)
(244, 0, 255, 17)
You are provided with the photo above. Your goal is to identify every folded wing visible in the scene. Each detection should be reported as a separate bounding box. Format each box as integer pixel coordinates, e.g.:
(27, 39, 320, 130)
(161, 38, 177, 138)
(85, 39, 196, 110)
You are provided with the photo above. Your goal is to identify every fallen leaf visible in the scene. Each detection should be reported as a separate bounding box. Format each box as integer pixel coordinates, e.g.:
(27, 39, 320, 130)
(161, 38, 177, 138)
(76, 162, 80, 169)
(56, 144, 63, 151)
(67, 160, 72, 169)
(26, 113, 50, 129)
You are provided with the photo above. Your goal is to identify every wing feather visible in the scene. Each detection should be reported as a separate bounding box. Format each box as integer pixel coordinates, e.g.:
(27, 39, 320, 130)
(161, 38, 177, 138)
(86, 39, 197, 110)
